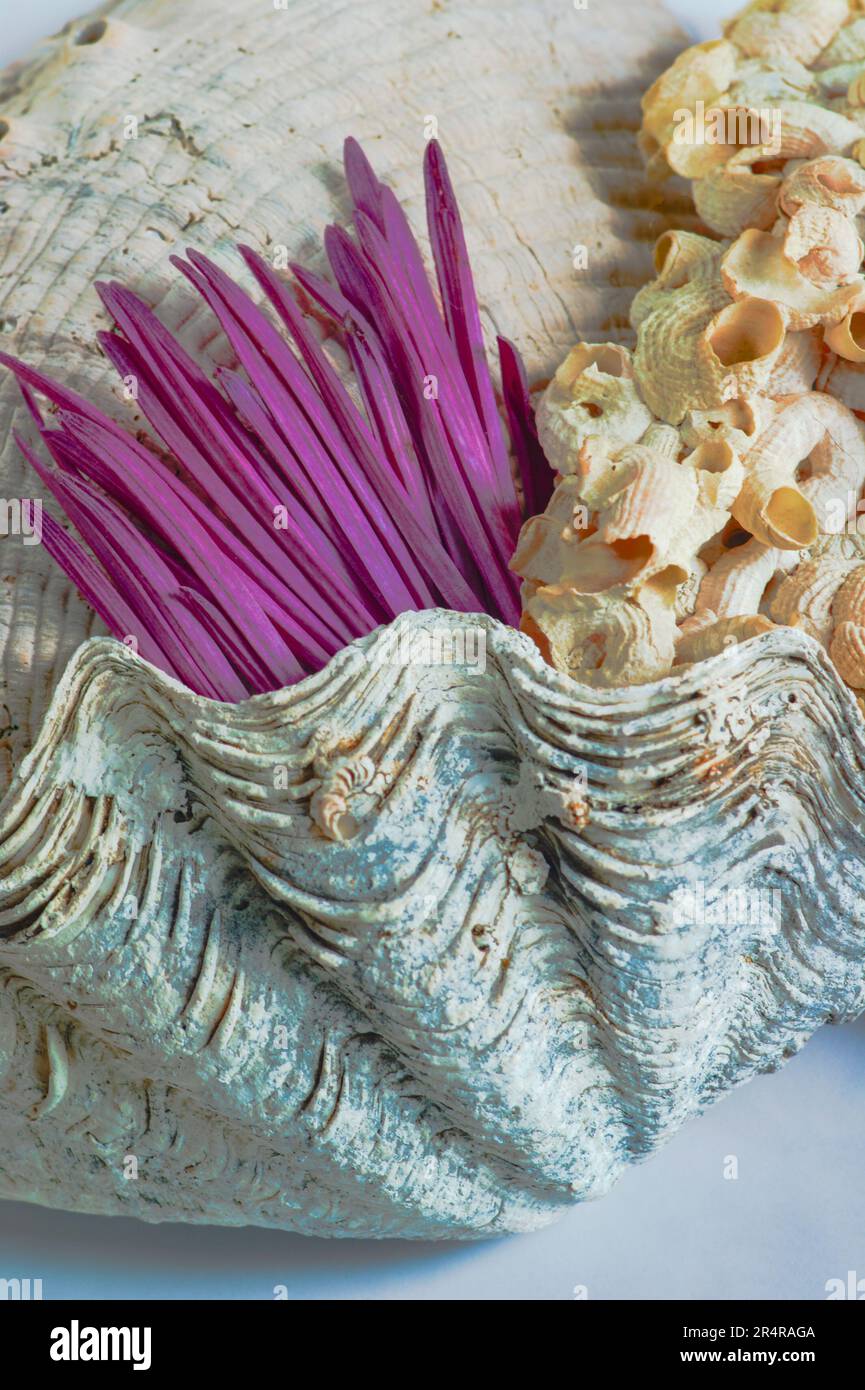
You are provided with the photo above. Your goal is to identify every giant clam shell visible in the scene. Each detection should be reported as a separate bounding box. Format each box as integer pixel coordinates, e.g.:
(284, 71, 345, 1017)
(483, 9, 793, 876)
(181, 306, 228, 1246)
(1, 612, 863, 1237)
(6, 1, 861, 1240)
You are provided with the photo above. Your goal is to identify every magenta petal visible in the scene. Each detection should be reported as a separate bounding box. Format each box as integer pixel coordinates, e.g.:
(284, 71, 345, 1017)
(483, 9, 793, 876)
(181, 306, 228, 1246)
(498, 336, 555, 519)
(3, 138, 542, 700)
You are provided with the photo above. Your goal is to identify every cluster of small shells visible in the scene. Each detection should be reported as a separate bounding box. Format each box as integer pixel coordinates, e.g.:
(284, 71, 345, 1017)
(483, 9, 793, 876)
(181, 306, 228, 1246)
(513, 0, 865, 705)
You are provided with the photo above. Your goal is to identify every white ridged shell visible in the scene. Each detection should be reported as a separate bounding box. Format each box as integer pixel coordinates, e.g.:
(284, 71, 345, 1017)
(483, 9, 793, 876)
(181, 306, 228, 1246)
(1, 612, 864, 1237)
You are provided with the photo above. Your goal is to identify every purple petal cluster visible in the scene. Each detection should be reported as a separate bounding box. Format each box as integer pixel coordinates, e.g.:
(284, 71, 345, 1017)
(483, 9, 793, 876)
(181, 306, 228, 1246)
(2, 140, 552, 699)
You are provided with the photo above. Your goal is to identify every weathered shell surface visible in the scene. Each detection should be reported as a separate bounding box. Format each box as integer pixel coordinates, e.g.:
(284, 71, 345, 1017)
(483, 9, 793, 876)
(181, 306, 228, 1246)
(0, 0, 723, 1236)
(2, 612, 864, 1237)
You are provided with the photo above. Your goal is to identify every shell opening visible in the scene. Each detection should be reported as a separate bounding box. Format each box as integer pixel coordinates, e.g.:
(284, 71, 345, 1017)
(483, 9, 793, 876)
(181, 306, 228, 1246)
(709, 298, 785, 367)
(568, 536, 655, 593)
(644, 564, 689, 604)
(652, 231, 696, 289)
(557, 343, 628, 389)
(846, 311, 865, 352)
(723, 399, 759, 436)
(583, 346, 627, 378)
(722, 525, 751, 549)
(692, 439, 736, 473)
(653, 232, 680, 278)
(764, 487, 818, 548)
(750, 158, 786, 176)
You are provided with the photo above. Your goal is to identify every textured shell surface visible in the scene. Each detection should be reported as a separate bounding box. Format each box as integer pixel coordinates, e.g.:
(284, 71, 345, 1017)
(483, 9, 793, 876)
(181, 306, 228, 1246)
(3, 613, 865, 1238)
(3, 0, 865, 1241)
(0, 0, 715, 1237)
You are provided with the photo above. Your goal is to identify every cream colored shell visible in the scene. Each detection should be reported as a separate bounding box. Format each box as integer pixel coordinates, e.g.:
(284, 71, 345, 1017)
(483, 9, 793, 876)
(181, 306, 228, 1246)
(693, 158, 781, 238)
(535, 345, 653, 475)
(680, 395, 778, 452)
(631, 250, 786, 424)
(675, 612, 774, 663)
(695, 537, 788, 619)
(829, 565, 865, 683)
(764, 329, 821, 393)
(770, 536, 865, 660)
(721, 228, 863, 332)
(526, 1, 865, 702)
(724, 0, 850, 66)
(778, 156, 865, 218)
(513, 426, 745, 686)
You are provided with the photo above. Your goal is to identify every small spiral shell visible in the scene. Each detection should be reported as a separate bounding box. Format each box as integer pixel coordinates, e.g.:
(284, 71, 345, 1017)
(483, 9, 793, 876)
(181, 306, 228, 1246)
(310, 755, 376, 841)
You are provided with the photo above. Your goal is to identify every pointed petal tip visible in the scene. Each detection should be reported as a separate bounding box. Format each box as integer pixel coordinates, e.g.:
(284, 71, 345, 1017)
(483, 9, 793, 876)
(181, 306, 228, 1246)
(185, 247, 212, 270)
(423, 137, 447, 172)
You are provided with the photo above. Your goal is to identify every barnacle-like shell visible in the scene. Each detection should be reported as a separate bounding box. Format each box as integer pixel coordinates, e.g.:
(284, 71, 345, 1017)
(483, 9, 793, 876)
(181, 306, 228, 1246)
(696, 536, 788, 618)
(782, 206, 864, 287)
(778, 155, 865, 217)
(534, 344, 653, 475)
(764, 328, 822, 393)
(818, 351, 865, 406)
(632, 232, 787, 424)
(681, 395, 778, 452)
(770, 538, 865, 645)
(829, 564, 865, 683)
(660, 105, 766, 182)
(633, 270, 786, 424)
(515, 431, 746, 684)
(521, 580, 678, 686)
(640, 39, 736, 143)
(630, 231, 724, 328)
(510, 474, 593, 586)
(674, 558, 708, 619)
(732, 392, 865, 547)
(721, 227, 863, 330)
(760, 100, 863, 157)
(795, 393, 865, 528)
(726, 54, 814, 106)
(691, 99, 861, 177)
(574, 434, 740, 588)
(814, 14, 865, 69)
(693, 158, 782, 238)
(725, 0, 849, 66)
(824, 293, 865, 359)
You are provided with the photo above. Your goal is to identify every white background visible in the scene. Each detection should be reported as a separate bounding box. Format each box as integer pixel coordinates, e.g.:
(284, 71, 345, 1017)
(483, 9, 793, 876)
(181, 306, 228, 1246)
(0, 0, 862, 1301)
